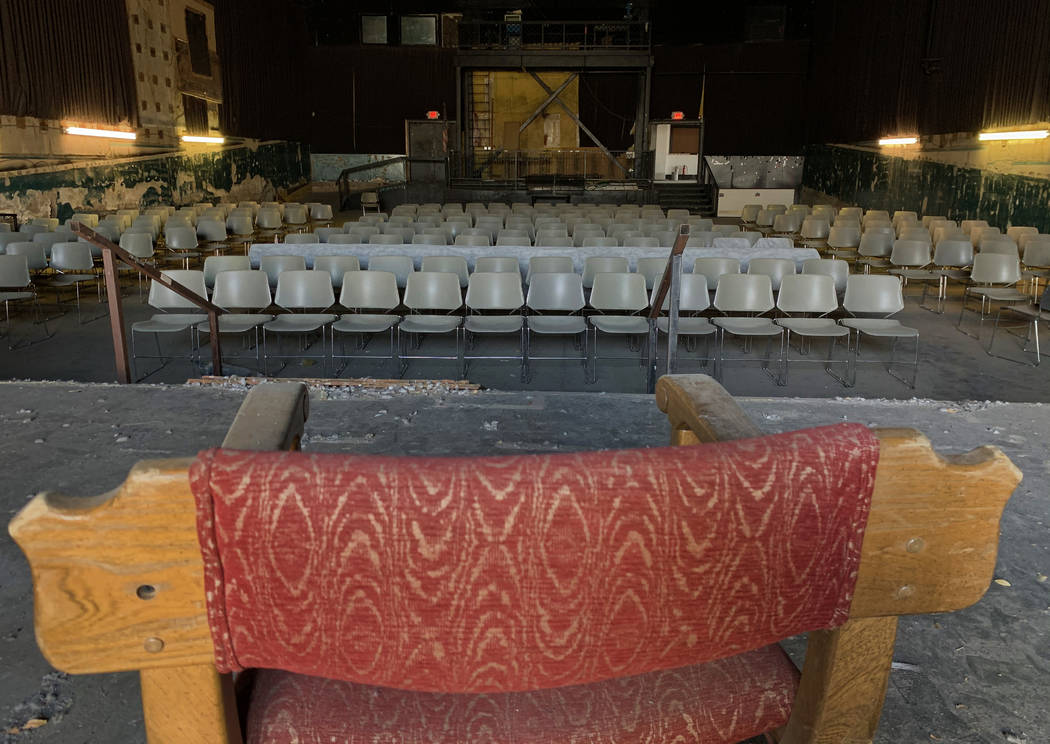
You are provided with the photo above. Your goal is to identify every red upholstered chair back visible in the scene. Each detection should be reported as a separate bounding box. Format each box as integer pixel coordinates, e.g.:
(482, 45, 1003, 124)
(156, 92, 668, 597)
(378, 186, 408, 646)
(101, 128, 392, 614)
(190, 423, 879, 694)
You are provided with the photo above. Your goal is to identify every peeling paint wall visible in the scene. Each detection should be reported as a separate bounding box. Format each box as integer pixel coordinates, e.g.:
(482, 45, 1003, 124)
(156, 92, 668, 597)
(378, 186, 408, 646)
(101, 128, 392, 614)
(0, 141, 308, 222)
(802, 144, 1050, 231)
(310, 154, 405, 183)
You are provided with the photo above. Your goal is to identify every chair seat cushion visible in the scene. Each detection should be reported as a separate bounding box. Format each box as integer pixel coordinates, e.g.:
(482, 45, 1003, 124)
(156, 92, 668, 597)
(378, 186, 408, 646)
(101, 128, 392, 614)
(840, 318, 918, 337)
(713, 317, 782, 336)
(589, 315, 650, 334)
(776, 318, 849, 337)
(333, 314, 399, 334)
(49, 274, 96, 287)
(969, 287, 1028, 302)
(464, 315, 523, 334)
(527, 316, 587, 334)
(246, 645, 799, 744)
(197, 315, 273, 334)
(0, 291, 34, 302)
(264, 314, 336, 333)
(656, 317, 716, 335)
(399, 315, 462, 334)
(133, 313, 208, 333)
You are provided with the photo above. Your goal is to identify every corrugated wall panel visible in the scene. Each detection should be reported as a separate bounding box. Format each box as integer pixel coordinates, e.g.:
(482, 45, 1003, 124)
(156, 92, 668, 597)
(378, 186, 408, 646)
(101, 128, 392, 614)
(213, 0, 311, 141)
(0, 0, 138, 125)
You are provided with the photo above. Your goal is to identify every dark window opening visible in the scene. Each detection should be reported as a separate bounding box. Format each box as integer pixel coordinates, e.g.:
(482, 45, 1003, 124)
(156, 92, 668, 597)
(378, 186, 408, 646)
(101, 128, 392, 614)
(183, 94, 209, 133)
(185, 9, 212, 76)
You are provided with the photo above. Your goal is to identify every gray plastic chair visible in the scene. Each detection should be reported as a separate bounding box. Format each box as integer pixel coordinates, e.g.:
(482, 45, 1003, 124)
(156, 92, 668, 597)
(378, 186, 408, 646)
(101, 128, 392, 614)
(332, 270, 401, 374)
(957, 253, 1027, 338)
(5, 242, 48, 273)
(692, 257, 741, 291)
(370, 234, 405, 246)
(827, 225, 862, 258)
(855, 233, 894, 273)
(196, 218, 228, 245)
(368, 255, 415, 287)
(0, 254, 50, 347)
(582, 257, 629, 289)
(398, 272, 464, 376)
(636, 257, 668, 290)
(164, 227, 201, 268)
(651, 273, 715, 371)
(421, 256, 470, 288)
(587, 272, 650, 383)
(711, 274, 782, 382)
(747, 258, 796, 292)
(685, 232, 716, 248)
(462, 272, 526, 378)
(49, 243, 102, 322)
(196, 270, 273, 369)
(979, 237, 1019, 256)
(283, 205, 309, 228)
(524, 272, 588, 381)
(131, 270, 209, 380)
(801, 258, 850, 295)
(774, 274, 849, 385)
(800, 218, 830, 249)
(739, 205, 762, 224)
(840, 275, 918, 387)
(263, 271, 337, 375)
(260, 255, 308, 288)
(313, 255, 360, 289)
(203, 255, 252, 291)
(526, 256, 574, 283)
(284, 233, 320, 245)
(474, 256, 520, 274)
(535, 234, 573, 248)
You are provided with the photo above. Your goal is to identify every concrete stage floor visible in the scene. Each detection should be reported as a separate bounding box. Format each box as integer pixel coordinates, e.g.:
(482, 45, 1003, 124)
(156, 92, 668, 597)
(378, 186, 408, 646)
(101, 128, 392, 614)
(0, 381, 1046, 743)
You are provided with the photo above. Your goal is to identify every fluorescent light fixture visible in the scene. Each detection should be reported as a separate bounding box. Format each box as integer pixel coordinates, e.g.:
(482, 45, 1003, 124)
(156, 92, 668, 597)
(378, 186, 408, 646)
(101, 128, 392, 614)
(878, 136, 918, 145)
(65, 126, 136, 140)
(978, 129, 1049, 141)
(181, 135, 226, 144)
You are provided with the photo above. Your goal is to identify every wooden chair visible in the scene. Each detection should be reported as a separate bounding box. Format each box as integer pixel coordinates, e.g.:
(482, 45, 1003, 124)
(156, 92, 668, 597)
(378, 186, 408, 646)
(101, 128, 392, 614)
(9, 376, 1020, 744)
(360, 191, 381, 216)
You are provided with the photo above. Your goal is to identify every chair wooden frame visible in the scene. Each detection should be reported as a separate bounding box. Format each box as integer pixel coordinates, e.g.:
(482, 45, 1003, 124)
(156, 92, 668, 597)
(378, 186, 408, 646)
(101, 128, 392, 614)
(9, 376, 1019, 744)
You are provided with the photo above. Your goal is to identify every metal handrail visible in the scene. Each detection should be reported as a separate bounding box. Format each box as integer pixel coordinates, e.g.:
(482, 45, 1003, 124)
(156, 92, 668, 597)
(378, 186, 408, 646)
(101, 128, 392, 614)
(72, 223, 225, 383)
(458, 20, 650, 50)
(646, 224, 690, 392)
(336, 157, 408, 211)
(448, 148, 654, 187)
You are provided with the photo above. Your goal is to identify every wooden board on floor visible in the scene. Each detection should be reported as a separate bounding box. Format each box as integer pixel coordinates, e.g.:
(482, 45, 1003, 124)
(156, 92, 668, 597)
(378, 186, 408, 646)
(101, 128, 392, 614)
(186, 375, 481, 391)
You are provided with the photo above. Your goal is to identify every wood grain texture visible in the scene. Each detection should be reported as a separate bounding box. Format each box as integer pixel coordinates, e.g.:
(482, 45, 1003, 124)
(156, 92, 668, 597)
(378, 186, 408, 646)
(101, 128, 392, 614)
(656, 376, 1022, 619)
(656, 374, 763, 443)
(8, 459, 214, 674)
(141, 664, 241, 744)
(779, 617, 898, 744)
(659, 375, 1022, 744)
(853, 428, 1021, 617)
(220, 382, 309, 451)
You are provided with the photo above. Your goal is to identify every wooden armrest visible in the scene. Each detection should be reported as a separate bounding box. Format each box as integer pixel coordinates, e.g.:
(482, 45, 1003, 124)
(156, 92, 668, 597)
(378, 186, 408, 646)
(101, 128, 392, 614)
(221, 382, 308, 451)
(655, 374, 762, 443)
(656, 374, 1022, 744)
(8, 384, 312, 744)
(655, 374, 1022, 618)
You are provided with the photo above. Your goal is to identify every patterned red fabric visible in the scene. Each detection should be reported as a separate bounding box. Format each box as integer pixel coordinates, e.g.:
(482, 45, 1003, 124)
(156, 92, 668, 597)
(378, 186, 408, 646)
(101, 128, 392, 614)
(190, 423, 878, 694)
(245, 645, 799, 744)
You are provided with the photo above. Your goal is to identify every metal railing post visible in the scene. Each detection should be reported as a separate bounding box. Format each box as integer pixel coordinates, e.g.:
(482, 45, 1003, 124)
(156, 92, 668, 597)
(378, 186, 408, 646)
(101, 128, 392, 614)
(665, 250, 683, 375)
(73, 223, 225, 382)
(646, 224, 690, 393)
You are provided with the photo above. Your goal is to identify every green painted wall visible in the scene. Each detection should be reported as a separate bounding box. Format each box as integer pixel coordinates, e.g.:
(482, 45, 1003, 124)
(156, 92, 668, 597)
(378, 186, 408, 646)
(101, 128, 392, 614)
(0, 141, 309, 222)
(802, 145, 1050, 231)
